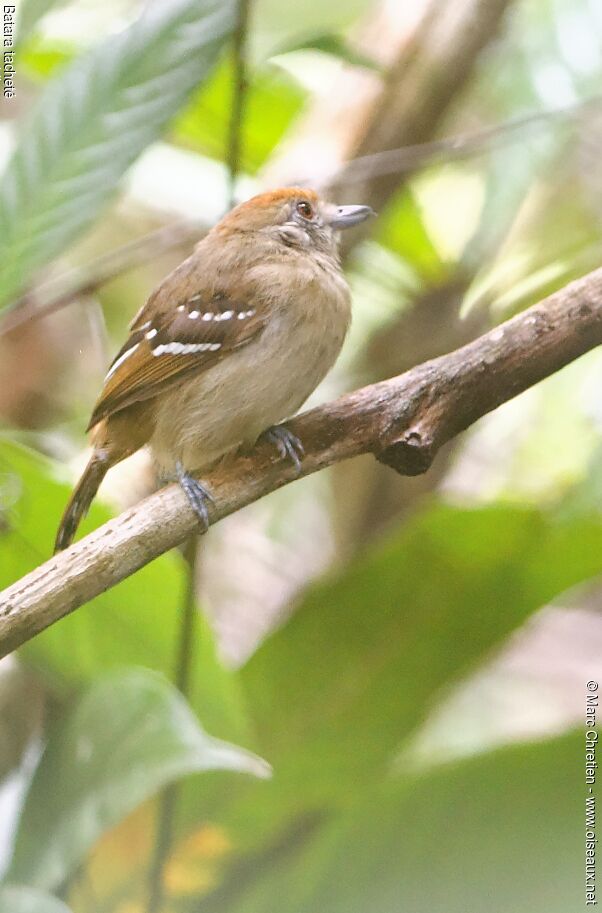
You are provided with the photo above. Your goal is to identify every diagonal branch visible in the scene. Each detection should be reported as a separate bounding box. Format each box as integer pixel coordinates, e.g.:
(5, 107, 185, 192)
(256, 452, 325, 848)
(265, 0, 513, 255)
(0, 220, 205, 337)
(1, 267, 602, 656)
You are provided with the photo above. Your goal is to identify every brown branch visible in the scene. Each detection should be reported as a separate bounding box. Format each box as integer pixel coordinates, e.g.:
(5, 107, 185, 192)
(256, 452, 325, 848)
(1, 267, 602, 655)
(334, 274, 488, 546)
(329, 0, 513, 210)
(265, 0, 513, 246)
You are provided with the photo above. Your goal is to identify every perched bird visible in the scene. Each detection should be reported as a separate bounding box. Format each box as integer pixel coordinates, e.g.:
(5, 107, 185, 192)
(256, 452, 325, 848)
(55, 188, 373, 552)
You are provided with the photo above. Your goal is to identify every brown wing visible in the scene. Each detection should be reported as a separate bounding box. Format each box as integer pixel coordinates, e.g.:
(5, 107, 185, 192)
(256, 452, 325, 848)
(87, 290, 265, 430)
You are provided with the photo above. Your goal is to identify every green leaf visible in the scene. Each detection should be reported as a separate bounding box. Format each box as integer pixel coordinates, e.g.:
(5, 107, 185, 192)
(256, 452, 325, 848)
(19, 35, 77, 81)
(232, 732, 580, 913)
(0, 436, 251, 744)
(376, 186, 447, 281)
(0, 0, 235, 310)
(240, 503, 602, 804)
(271, 33, 380, 71)
(250, 0, 372, 59)
(171, 501, 602, 898)
(172, 60, 305, 172)
(8, 669, 270, 892)
(0, 886, 71, 913)
(303, 732, 581, 913)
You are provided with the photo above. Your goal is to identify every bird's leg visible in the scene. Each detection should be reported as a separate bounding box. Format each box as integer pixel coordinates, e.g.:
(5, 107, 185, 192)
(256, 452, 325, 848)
(262, 425, 305, 475)
(175, 461, 215, 532)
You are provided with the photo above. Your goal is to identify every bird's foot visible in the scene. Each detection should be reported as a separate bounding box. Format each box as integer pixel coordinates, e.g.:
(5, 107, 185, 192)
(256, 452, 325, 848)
(176, 462, 214, 532)
(263, 425, 304, 475)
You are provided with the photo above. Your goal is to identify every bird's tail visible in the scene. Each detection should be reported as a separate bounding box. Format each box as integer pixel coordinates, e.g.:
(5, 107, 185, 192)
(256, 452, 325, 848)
(54, 451, 109, 553)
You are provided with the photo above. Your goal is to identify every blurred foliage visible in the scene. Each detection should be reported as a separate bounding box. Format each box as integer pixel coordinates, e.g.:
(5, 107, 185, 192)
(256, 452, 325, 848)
(8, 669, 269, 892)
(0, 0, 235, 309)
(269, 33, 380, 71)
(15, 0, 67, 47)
(277, 731, 581, 913)
(0, 0, 601, 910)
(1, 437, 601, 909)
(18, 35, 76, 80)
(172, 60, 305, 173)
(0, 885, 72, 913)
(0, 438, 250, 743)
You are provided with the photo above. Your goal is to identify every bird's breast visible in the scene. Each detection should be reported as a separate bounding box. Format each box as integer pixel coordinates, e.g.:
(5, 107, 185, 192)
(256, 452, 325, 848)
(151, 255, 351, 474)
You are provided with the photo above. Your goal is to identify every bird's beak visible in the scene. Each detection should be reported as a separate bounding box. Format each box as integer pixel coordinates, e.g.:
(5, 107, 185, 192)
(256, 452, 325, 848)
(329, 204, 375, 230)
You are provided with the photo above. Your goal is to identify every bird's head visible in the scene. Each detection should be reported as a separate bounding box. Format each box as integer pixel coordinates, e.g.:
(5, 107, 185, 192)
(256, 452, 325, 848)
(216, 188, 374, 256)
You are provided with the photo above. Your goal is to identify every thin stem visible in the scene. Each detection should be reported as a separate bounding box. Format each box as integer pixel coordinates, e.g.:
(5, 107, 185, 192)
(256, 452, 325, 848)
(74, 865, 99, 913)
(147, 537, 199, 913)
(227, 0, 251, 209)
(58, 863, 99, 911)
(0, 220, 204, 337)
(332, 94, 602, 186)
(174, 537, 200, 695)
(2, 93, 599, 339)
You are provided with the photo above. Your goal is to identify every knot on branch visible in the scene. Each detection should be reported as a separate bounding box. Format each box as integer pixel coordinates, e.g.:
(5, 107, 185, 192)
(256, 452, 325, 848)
(376, 428, 436, 476)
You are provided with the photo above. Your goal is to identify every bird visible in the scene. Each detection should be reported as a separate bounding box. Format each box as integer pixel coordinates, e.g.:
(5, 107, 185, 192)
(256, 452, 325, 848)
(54, 187, 373, 552)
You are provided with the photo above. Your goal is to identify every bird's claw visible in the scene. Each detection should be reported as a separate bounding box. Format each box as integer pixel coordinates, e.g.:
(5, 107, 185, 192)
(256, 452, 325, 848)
(264, 425, 304, 475)
(176, 462, 214, 532)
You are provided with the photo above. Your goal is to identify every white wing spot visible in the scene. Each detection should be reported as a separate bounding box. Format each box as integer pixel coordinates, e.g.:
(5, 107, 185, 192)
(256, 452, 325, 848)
(189, 310, 200, 319)
(177, 304, 185, 312)
(209, 343, 221, 351)
(145, 328, 158, 339)
(152, 342, 217, 356)
(105, 342, 139, 379)
(202, 312, 213, 321)
(189, 293, 202, 301)
(219, 310, 234, 321)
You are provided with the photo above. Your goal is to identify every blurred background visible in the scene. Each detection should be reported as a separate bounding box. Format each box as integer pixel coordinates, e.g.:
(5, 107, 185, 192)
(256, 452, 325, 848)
(0, 0, 601, 910)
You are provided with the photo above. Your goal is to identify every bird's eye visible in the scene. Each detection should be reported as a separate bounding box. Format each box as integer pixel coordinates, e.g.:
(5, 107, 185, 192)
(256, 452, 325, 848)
(296, 200, 313, 219)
